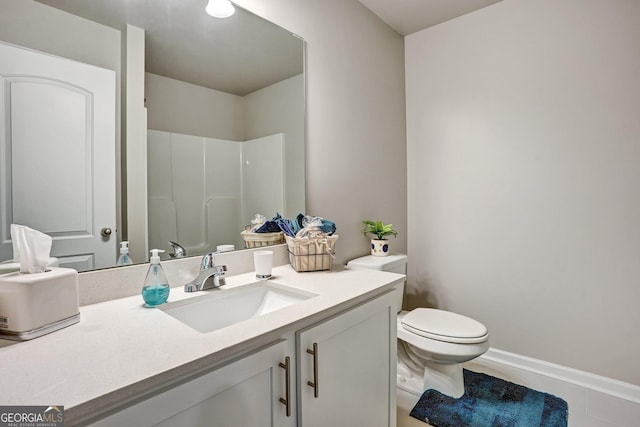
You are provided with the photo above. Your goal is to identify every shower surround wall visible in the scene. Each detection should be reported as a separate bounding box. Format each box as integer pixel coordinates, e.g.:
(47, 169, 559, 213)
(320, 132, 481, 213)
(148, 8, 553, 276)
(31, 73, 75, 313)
(147, 130, 284, 254)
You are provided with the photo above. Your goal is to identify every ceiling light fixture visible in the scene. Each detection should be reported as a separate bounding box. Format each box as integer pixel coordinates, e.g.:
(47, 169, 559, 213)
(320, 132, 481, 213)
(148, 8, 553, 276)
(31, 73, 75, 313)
(205, 0, 236, 18)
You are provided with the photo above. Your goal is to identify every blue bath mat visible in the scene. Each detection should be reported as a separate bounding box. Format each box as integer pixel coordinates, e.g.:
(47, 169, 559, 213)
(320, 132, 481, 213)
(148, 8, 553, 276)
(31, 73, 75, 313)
(410, 369, 568, 427)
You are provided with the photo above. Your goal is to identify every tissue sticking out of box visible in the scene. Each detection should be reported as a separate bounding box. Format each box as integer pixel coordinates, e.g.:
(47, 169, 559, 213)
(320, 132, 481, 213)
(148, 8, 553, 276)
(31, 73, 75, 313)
(10, 224, 52, 274)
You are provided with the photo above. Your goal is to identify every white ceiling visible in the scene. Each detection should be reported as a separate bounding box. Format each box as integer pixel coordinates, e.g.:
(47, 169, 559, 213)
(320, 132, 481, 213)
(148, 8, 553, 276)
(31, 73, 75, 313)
(359, 0, 502, 36)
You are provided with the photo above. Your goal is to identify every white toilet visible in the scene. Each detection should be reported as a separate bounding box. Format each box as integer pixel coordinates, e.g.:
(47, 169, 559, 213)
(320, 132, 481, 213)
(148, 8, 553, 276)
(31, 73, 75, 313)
(347, 254, 489, 399)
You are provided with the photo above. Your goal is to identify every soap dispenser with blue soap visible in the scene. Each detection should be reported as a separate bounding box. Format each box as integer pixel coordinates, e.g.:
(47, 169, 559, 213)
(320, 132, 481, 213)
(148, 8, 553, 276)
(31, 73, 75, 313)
(142, 249, 170, 307)
(116, 241, 133, 266)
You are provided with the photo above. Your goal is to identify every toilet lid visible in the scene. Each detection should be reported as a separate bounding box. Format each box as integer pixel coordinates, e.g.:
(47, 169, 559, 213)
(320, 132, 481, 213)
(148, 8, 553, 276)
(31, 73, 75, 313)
(401, 308, 488, 344)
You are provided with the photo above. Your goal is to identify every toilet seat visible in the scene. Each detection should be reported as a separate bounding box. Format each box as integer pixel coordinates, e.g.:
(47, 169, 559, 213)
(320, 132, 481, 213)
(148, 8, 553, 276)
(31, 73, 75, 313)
(401, 308, 488, 344)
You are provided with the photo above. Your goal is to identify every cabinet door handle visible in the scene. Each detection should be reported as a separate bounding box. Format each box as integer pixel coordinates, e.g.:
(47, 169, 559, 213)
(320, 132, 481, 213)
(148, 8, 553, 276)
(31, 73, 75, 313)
(306, 342, 319, 398)
(279, 356, 291, 417)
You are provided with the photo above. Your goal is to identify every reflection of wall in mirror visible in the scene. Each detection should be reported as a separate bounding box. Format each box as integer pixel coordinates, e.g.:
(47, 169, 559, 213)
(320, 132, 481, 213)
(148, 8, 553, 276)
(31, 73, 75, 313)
(244, 75, 305, 218)
(0, 1, 121, 73)
(145, 71, 305, 257)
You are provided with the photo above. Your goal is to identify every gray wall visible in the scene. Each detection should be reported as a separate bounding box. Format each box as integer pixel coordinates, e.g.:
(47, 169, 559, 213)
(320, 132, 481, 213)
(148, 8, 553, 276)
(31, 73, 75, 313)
(0, 0, 120, 71)
(145, 73, 245, 141)
(235, 0, 408, 265)
(406, 0, 640, 385)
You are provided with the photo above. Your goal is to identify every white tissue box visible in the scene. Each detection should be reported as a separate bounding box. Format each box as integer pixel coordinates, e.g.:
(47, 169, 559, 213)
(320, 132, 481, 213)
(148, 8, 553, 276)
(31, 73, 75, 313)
(0, 267, 80, 340)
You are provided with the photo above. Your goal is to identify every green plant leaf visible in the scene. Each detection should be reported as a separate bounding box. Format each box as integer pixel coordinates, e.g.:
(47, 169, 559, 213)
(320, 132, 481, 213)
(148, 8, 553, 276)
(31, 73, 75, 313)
(362, 219, 398, 240)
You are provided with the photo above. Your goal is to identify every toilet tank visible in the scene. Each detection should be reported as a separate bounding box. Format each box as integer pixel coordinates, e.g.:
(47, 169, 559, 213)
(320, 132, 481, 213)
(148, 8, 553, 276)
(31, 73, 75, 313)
(346, 254, 407, 313)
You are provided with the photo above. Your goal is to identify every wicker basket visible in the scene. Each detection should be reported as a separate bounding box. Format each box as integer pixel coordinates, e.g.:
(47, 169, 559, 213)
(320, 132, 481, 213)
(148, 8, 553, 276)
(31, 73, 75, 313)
(241, 230, 285, 248)
(285, 235, 339, 272)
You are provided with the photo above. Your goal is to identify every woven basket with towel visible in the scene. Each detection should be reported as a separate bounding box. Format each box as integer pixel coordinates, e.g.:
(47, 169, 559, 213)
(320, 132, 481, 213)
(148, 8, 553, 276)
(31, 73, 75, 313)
(285, 235, 339, 272)
(241, 230, 285, 248)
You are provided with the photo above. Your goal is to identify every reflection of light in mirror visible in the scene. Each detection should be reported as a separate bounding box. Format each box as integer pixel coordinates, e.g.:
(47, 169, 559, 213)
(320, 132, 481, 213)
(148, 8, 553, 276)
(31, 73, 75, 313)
(206, 0, 236, 18)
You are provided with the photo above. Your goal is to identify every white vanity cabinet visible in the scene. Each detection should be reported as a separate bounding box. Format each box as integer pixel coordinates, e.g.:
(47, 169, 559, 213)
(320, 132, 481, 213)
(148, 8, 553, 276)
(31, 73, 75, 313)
(297, 291, 397, 427)
(91, 339, 296, 427)
(89, 290, 396, 427)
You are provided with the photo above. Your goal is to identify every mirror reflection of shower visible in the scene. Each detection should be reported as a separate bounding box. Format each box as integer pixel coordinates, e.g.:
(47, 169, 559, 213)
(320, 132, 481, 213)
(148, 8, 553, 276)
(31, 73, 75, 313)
(147, 131, 285, 260)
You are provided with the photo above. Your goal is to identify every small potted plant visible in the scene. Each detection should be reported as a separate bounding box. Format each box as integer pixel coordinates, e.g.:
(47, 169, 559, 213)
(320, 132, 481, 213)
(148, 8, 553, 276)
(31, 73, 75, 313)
(363, 220, 397, 257)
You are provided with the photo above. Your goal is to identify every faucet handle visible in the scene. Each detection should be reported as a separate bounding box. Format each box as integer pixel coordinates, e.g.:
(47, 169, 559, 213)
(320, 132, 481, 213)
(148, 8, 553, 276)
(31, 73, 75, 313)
(201, 252, 216, 271)
(201, 252, 227, 273)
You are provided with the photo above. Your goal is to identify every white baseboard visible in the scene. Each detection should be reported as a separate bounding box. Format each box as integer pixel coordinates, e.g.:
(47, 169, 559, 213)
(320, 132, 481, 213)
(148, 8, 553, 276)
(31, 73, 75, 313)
(478, 348, 640, 405)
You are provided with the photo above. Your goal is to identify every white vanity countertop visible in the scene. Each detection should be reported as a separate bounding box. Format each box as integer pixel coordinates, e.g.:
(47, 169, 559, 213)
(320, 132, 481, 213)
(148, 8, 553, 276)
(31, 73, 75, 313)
(0, 265, 403, 422)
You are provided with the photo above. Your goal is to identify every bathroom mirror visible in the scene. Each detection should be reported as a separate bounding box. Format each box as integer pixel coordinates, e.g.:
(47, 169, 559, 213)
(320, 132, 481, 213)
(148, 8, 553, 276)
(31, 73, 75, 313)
(0, 0, 305, 271)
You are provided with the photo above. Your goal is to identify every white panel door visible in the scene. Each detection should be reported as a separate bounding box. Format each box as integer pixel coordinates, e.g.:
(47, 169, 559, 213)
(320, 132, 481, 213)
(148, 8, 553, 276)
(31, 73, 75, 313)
(0, 42, 116, 271)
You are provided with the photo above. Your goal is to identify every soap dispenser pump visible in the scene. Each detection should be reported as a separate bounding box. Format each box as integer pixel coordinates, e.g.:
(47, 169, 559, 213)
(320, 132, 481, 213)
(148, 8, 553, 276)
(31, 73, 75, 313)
(142, 249, 170, 307)
(116, 241, 133, 266)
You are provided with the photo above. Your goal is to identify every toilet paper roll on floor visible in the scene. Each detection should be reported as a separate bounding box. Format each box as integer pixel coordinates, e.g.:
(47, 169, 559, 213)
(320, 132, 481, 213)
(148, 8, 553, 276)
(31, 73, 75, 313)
(10, 224, 53, 274)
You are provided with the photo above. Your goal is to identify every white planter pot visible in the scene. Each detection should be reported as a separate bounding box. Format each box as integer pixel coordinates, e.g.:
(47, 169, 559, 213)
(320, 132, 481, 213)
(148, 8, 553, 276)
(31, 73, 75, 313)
(371, 239, 390, 256)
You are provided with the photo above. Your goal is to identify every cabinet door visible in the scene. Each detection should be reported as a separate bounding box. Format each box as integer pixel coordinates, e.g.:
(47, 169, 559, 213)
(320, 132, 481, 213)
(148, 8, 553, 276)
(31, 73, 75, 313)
(91, 339, 295, 427)
(297, 292, 397, 427)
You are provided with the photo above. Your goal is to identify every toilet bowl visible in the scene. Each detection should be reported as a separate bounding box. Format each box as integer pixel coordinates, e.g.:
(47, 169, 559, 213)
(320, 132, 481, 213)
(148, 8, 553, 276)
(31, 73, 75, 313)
(347, 254, 489, 399)
(397, 308, 489, 398)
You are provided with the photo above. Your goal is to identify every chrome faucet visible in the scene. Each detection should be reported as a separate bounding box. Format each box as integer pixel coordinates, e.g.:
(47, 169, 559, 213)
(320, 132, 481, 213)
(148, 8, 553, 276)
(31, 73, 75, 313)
(168, 241, 187, 258)
(184, 252, 227, 292)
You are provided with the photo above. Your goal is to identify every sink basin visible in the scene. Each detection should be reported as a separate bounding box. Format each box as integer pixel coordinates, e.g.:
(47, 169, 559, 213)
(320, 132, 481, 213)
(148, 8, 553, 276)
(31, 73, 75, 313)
(160, 281, 316, 333)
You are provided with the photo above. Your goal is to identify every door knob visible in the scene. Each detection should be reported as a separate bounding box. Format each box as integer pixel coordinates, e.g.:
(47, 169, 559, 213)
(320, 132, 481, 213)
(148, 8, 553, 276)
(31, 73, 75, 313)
(100, 227, 112, 238)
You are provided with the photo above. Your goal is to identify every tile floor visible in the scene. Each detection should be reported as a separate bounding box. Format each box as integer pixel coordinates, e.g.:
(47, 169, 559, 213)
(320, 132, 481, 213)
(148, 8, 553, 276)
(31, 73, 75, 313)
(396, 358, 640, 427)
